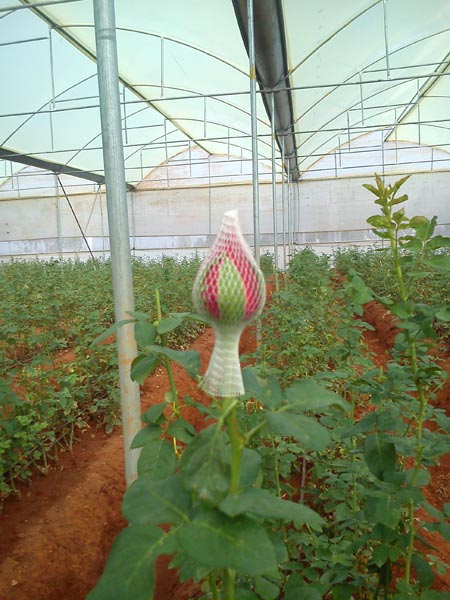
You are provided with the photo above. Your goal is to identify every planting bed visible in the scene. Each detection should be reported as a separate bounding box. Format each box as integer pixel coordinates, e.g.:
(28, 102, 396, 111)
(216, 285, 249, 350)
(0, 298, 449, 599)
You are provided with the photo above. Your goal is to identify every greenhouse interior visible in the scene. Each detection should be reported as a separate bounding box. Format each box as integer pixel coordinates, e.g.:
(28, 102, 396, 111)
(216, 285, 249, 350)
(1, 1, 450, 600)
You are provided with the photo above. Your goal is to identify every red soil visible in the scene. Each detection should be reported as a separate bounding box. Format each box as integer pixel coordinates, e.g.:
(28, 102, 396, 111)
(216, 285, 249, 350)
(0, 301, 448, 599)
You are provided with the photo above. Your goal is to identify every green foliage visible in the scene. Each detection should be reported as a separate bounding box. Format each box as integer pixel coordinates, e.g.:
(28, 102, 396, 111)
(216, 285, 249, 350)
(0, 255, 203, 497)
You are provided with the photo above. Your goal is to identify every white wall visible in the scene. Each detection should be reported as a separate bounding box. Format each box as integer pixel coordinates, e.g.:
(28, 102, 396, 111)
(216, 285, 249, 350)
(1, 170, 449, 262)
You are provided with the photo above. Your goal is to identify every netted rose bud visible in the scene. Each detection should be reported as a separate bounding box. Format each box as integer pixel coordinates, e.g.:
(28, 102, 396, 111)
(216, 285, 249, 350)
(193, 210, 266, 397)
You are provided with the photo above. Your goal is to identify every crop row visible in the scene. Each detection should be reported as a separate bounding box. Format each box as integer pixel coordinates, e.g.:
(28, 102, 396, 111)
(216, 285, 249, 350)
(0, 256, 203, 499)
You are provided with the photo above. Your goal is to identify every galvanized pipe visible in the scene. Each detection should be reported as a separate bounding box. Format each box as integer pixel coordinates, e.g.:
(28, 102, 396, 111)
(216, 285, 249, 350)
(281, 136, 287, 269)
(270, 92, 278, 270)
(247, 0, 260, 262)
(93, 0, 141, 486)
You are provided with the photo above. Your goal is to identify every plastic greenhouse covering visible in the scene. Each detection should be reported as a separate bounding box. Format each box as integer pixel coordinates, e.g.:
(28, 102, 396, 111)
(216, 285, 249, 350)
(1, 0, 450, 187)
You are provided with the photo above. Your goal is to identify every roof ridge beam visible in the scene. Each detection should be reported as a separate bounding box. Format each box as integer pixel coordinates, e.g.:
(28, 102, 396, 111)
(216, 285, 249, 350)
(232, 0, 299, 180)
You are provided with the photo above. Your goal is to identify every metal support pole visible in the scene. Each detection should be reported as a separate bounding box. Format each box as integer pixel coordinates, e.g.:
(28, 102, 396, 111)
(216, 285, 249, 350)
(281, 136, 287, 269)
(54, 173, 62, 258)
(383, 0, 390, 78)
(394, 108, 398, 164)
(98, 184, 106, 259)
(48, 26, 56, 152)
(247, 0, 260, 263)
(359, 71, 365, 125)
(287, 164, 292, 259)
(270, 92, 278, 270)
(93, 0, 141, 486)
(208, 155, 212, 247)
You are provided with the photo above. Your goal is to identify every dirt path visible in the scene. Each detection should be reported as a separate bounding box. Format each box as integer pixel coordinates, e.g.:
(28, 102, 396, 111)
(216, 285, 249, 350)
(0, 329, 216, 600)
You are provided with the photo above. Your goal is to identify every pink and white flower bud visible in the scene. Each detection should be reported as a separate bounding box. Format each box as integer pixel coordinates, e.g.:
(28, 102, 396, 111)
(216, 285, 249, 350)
(192, 210, 266, 397)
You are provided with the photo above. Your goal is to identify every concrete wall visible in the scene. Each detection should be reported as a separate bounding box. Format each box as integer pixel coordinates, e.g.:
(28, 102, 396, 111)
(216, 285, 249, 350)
(1, 170, 449, 262)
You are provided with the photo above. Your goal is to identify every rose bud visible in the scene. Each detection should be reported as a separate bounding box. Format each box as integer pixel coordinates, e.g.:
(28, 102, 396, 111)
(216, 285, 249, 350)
(192, 209, 266, 397)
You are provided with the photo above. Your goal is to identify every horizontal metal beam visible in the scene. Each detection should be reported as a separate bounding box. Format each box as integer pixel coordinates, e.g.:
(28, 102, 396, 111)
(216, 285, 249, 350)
(0, 146, 133, 190)
(232, 0, 299, 180)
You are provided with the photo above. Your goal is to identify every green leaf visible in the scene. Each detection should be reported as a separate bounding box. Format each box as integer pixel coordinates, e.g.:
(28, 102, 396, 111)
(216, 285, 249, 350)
(364, 433, 397, 481)
(137, 438, 176, 480)
(284, 574, 322, 600)
(134, 321, 157, 349)
(438, 521, 450, 542)
(409, 215, 430, 229)
(234, 590, 260, 600)
(422, 591, 450, 599)
(177, 508, 278, 575)
(265, 411, 330, 451)
(426, 254, 450, 272)
(362, 183, 381, 197)
(86, 525, 171, 600)
(367, 215, 389, 229)
(141, 402, 167, 425)
(126, 310, 149, 321)
(91, 319, 134, 346)
(219, 488, 323, 531)
(389, 193, 408, 206)
(242, 367, 283, 409)
(365, 494, 402, 528)
(240, 448, 262, 488)
(157, 316, 183, 334)
(372, 543, 390, 567)
(284, 378, 349, 412)
(130, 424, 161, 449)
(131, 354, 160, 384)
(254, 576, 280, 600)
(147, 345, 200, 378)
(180, 425, 229, 504)
(333, 584, 356, 600)
(411, 554, 434, 587)
(391, 174, 410, 192)
(426, 235, 450, 250)
(166, 418, 196, 443)
(435, 306, 450, 322)
(123, 474, 191, 525)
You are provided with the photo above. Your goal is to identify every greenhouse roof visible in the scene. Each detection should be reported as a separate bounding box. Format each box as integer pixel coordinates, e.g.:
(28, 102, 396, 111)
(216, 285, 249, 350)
(1, 0, 450, 188)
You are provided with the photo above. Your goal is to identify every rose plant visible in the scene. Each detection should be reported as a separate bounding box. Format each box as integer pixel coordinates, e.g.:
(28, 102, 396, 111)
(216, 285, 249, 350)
(88, 210, 346, 600)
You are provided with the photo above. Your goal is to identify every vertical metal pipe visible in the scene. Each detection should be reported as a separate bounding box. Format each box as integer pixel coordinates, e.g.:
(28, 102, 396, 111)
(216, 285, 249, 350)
(247, 0, 260, 262)
(164, 119, 169, 186)
(98, 184, 106, 259)
(270, 92, 278, 270)
(281, 136, 287, 269)
(48, 26, 56, 151)
(347, 112, 351, 149)
(394, 108, 398, 164)
(383, 0, 390, 78)
(417, 81, 421, 145)
(431, 147, 434, 171)
(359, 71, 365, 125)
(139, 149, 144, 181)
(130, 189, 136, 256)
(54, 173, 63, 258)
(203, 96, 207, 140)
(287, 163, 291, 260)
(208, 155, 212, 247)
(122, 85, 128, 145)
(381, 129, 385, 180)
(188, 140, 192, 177)
(93, 0, 141, 486)
(160, 36, 165, 97)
